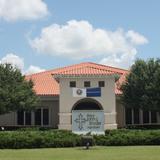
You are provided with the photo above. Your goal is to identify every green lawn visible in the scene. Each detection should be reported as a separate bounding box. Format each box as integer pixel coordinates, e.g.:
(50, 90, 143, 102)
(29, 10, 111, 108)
(0, 146, 160, 160)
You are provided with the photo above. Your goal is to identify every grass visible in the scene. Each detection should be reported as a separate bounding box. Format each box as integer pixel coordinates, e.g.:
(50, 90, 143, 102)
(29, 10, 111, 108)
(0, 146, 160, 160)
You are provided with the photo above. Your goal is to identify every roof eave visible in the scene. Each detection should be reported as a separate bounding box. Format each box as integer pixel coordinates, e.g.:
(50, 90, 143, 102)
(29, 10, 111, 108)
(53, 73, 119, 82)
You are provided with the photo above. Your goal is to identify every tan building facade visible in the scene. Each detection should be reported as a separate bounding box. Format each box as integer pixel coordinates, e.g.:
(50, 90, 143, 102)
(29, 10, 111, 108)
(58, 75, 117, 130)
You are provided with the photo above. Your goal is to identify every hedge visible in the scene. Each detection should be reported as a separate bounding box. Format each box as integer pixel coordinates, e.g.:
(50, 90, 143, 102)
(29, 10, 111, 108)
(0, 129, 160, 149)
(94, 129, 160, 146)
(0, 130, 81, 149)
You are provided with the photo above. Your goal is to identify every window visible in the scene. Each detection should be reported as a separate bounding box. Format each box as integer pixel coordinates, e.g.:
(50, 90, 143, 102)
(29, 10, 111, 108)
(17, 110, 31, 125)
(125, 108, 132, 124)
(133, 108, 140, 124)
(25, 111, 31, 125)
(151, 111, 157, 123)
(43, 109, 49, 125)
(17, 110, 24, 125)
(143, 110, 149, 123)
(84, 81, 90, 87)
(35, 109, 41, 125)
(70, 81, 76, 87)
(98, 81, 105, 87)
(35, 108, 49, 126)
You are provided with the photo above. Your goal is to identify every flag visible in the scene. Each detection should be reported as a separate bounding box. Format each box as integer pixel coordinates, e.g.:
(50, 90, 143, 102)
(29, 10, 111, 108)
(72, 87, 101, 97)
(86, 87, 101, 97)
(72, 88, 86, 97)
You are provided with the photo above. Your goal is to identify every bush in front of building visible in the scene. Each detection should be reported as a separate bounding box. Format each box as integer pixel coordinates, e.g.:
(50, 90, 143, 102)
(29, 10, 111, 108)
(0, 129, 160, 148)
(0, 130, 81, 149)
(94, 129, 160, 146)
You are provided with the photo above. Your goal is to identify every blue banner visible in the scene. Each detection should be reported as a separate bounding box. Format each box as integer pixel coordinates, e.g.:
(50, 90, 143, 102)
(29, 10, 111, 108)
(86, 87, 101, 97)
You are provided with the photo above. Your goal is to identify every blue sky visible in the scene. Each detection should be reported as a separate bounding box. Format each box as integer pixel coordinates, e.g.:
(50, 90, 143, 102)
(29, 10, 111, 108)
(0, 0, 159, 74)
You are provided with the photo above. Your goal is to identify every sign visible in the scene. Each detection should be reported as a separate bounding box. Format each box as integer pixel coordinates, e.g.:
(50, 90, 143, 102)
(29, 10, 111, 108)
(72, 87, 101, 97)
(72, 110, 104, 134)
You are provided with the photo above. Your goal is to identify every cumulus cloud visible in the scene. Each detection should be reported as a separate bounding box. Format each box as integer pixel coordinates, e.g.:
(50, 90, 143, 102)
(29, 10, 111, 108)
(25, 65, 45, 75)
(126, 30, 148, 45)
(30, 20, 148, 68)
(0, 53, 24, 70)
(99, 52, 136, 69)
(0, 0, 48, 22)
(0, 53, 45, 74)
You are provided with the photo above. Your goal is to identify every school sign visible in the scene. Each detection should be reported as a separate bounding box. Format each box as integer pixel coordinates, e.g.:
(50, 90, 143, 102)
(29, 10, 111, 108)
(72, 110, 104, 134)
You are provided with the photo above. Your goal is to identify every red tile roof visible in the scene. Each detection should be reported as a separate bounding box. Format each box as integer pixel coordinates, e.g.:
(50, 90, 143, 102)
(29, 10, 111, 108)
(25, 62, 128, 96)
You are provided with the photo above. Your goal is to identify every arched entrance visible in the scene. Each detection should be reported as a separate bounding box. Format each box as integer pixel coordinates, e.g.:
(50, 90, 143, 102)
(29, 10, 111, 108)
(72, 98, 103, 111)
(72, 98, 104, 134)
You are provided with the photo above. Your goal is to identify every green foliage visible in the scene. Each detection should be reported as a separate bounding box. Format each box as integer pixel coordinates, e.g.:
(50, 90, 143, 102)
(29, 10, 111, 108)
(121, 58, 160, 111)
(0, 129, 160, 149)
(0, 64, 38, 114)
(94, 129, 160, 146)
(0, 130, 81, 149)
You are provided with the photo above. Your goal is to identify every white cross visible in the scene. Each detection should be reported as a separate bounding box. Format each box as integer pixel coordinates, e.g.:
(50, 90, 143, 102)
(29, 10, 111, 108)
(74, 113, 87, 130)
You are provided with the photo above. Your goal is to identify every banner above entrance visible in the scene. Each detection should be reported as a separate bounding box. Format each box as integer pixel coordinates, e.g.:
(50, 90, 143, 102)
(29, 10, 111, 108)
(72, 87, 101, 97)
(72, 110, 104, 134)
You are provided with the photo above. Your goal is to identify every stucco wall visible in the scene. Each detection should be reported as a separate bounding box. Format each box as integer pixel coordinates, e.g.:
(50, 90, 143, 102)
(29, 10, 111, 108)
(59, 76, 117, 130)
(116, 98, 125, 128)
(0, 112, 16, 126)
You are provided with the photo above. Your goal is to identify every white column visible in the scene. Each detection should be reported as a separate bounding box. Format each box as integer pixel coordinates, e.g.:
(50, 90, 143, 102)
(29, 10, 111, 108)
(41, 108, 43, 126)
(31, 111, 35, 126)
(123, 107, 126, 127)
(140, 109, 143, 124)
(131, 108, 134, 125)
(15, 112, 17, 125)
(23, 111, 26, 126)
(157, 112, 160, 124)
(149, 111, 151, 124)
(48, 108, 50, 126)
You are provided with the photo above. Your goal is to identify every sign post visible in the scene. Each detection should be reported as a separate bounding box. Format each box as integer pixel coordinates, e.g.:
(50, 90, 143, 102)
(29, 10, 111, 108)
(72, 110, 104, 135)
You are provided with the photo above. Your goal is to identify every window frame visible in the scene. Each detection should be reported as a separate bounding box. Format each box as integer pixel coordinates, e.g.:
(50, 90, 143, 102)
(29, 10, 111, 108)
(17, 110, 31, 126)
(143, 110, 150, 124)
(84, 81, 91, 87)
(151, 111, 157, 124)
(34, 107, 49, 126)
(125, 107, 132, 125)
(98, 81, 105, 87)
(70, 81, 76, 87)
(43, 108, 49, 125)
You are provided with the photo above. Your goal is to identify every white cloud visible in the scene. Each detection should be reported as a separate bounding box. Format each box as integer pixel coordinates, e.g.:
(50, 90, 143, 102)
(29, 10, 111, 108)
(99, 51, 136, 69)
(25, 65, 45, 75)
(0, 53, 45, 74)
(1, 53, 24, 70)
(0, 0, 48, 22)
(126, 30, 148, 45)
(30, 20, 148, 68)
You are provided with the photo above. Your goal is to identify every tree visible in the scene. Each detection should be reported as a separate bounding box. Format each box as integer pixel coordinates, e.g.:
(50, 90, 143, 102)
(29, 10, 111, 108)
(0, 64, 38, 114)
(121, 58, 160, 111)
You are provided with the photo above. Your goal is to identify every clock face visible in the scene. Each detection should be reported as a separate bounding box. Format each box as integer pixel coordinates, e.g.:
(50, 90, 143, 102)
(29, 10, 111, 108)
(76, 89, 83, 95)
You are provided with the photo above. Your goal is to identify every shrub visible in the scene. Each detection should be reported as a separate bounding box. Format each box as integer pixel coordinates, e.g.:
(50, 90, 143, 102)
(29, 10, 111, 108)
(94, 129, 160, 146)
(0, 130, 81, 149)
(0, 129, 160, 149)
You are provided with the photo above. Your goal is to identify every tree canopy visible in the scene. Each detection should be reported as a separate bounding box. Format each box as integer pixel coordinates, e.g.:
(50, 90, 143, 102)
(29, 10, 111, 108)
(0, 64, 38, 114)
(121, 58, 160, 111)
